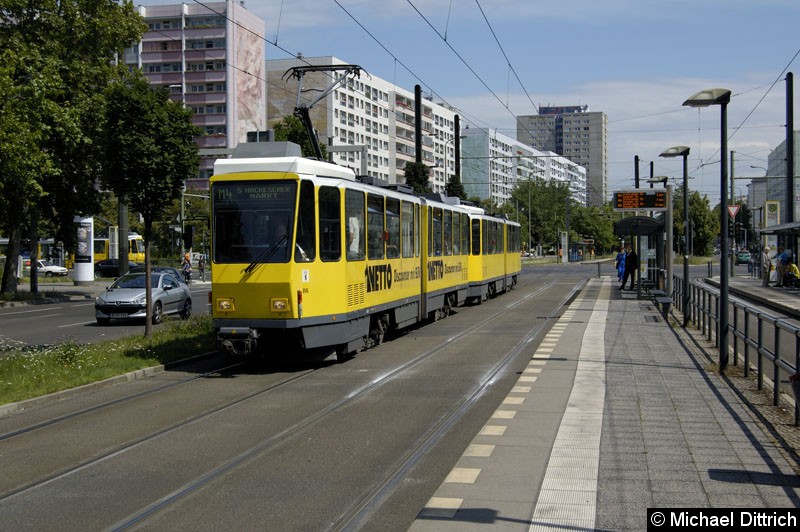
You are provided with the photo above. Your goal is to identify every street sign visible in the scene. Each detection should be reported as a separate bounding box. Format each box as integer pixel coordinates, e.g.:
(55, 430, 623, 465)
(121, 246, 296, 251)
(727, 205, 740, 218)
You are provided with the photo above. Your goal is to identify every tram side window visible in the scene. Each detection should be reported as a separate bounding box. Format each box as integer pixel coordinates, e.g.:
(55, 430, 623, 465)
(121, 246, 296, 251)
(345, 189, 365, 260)
(498, 222, 505, 253)
(443, 210, 452, 256)
(401, 201, 414, 258)
(472, 219, 481, 255)
(367, 194, 385, 260)
(432, 208, 443, 256)
(319, 186, 341, 261)
(295, 181, 316, 262)
(452, 211, 460, 255)
(415, 204, 420, 258)
(461, 214, 469, 255)
(386, 198, 400, 258)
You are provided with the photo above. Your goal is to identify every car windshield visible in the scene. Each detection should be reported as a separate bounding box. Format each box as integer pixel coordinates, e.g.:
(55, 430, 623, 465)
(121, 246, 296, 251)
(111, 273, 161, 289)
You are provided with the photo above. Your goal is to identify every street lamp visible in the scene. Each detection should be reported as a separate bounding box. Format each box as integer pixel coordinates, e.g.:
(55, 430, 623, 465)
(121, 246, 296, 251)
(683, 88, 732, 371)
(660, 145, 691, 327)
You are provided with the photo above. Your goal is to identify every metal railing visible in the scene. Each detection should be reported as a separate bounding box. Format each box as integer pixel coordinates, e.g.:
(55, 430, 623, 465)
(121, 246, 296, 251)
(671, 273, 799, 425)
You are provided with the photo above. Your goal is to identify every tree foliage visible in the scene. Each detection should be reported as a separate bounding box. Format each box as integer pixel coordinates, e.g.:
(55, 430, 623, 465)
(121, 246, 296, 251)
(445, 174, 466, 200)
(509, 179, 571, 252)
(102, 73, 200, 336)
(404, 162, 432, 194)
(0, 0, 146, 294)
(272, 115, 328, 159)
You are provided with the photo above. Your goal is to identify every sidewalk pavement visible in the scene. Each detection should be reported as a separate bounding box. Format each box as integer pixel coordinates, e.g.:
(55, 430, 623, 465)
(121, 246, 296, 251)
(410, 276, 799, 532)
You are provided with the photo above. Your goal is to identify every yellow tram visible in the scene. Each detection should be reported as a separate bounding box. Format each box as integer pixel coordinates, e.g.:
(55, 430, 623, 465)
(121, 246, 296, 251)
(209, 146, 520, 358)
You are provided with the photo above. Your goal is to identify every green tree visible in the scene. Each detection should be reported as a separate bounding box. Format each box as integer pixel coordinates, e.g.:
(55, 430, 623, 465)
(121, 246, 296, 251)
(0, 0, 146, 295)
(445, 173, 466, 200)
(272, 115, 328, 159)
(102, 73, 200, 337)
(509, 178, 571, 253)
(404, 162, 432, 194)
(692, 192, 717, 256)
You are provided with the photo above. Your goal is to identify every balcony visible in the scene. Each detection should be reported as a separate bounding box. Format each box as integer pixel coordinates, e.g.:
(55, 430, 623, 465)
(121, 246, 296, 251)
(185, 71, 226, 83)
(184, 93, 226, 106)
(196, 135, 229, 149)
(140, 51, 183, 63)
(186, 49, 226, 62)
(144, 73, 182, 86)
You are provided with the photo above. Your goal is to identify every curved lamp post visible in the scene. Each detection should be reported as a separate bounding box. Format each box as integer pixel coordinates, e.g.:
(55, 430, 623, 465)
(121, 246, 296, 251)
(683, 88, 731, 371)
(660, 146, 691, 327)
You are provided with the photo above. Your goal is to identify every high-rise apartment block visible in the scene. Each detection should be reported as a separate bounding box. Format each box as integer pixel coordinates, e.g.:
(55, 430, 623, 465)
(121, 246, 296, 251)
(266, 56, 460, 193)
(517, 106, 608, 206)
(126, 1, 266, 189)
(461, 128, 587, 207)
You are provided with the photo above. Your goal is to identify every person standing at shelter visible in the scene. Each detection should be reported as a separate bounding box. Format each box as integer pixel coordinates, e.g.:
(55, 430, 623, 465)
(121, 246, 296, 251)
(615, 246, 626, 282)
(620, 244, 638, 290)
(761, 246, 772, 287)
(776, 246, 788, 287)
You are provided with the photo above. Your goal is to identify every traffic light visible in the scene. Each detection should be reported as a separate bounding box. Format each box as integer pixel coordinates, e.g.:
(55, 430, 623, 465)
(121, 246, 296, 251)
(183, 225, 193, 249)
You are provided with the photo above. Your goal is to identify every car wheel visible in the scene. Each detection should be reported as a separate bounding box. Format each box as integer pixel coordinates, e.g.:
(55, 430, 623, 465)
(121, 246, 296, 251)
(45, 271, 53, 278)
(96, 317, 110, 326)
(180, 299, 192, 319)
(94, 270, 102, 279)
(152, 302, 163, 325)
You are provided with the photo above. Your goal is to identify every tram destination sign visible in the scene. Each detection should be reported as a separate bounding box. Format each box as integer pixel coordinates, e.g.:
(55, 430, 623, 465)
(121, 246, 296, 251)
(613, 190, 668, 212)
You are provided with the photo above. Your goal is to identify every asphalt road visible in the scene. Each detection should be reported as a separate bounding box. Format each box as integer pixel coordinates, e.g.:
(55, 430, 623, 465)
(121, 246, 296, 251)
(0, 266, 590, 531)
(0, 282, 212, 348)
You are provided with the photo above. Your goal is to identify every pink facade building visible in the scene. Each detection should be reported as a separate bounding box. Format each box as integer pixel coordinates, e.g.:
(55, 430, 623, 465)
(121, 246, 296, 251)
(126, 1, 266, 188)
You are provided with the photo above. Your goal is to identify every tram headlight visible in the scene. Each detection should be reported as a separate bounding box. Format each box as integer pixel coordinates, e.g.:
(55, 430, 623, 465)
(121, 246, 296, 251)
(270, 298, 288, 312)
(216, 298, 235, 312)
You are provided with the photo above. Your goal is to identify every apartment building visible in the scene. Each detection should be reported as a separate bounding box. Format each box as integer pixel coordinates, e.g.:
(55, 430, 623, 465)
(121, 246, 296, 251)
(126, 1, 266, 188)
(461, 128, 587, 207)
(517, 106, 607, 206)
(266, 55, 459, 192)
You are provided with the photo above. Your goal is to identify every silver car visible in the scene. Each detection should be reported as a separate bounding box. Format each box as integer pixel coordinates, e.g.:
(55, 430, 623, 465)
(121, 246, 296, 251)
(95, 271, 192, 325)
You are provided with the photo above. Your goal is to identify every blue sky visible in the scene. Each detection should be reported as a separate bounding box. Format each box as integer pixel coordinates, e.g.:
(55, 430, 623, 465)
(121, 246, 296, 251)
(142, 0, 800, 203)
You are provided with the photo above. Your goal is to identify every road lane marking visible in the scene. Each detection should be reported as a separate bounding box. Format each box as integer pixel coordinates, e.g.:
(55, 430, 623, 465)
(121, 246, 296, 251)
(1, 307, 64, 315)
(58, 321, 97, 328)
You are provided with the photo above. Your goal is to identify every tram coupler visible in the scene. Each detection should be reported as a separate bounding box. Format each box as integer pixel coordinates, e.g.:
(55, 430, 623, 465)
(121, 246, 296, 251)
(217, 327, 259, 356)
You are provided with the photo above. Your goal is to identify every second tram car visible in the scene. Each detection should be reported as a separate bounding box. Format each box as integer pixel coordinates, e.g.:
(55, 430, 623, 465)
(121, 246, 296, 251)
(209, 145, 520, 358)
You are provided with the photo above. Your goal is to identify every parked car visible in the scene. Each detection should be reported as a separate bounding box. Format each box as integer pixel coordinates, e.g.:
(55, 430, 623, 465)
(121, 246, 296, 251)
(95, 271, 192, 325)
(736, 250, 752, 265)
(128, 265, 186, 284)
(94, 259, 140, 278)
(25, 259, 69, 277)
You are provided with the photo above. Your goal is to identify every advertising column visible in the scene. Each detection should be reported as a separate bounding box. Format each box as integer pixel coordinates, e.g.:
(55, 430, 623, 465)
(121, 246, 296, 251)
(73, 216, 94, 285)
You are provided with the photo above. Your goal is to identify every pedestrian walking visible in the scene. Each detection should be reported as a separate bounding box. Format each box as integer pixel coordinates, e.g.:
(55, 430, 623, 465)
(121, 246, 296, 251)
(761, 246, 772, 287)
(198, 256, 205, 282)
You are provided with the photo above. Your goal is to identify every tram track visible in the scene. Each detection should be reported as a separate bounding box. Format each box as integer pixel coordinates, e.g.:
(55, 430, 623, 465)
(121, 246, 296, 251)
(0, 272, 586, 530)
(108, 276, 580, 530)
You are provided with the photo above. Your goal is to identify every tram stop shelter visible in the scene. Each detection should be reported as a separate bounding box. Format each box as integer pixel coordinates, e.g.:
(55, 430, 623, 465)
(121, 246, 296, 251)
(614, 215, 666, 299)
(758, 221, 800, 264)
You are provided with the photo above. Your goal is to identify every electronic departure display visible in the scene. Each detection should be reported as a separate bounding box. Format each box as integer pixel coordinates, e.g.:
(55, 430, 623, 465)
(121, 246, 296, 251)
(613, 190, 667, 211)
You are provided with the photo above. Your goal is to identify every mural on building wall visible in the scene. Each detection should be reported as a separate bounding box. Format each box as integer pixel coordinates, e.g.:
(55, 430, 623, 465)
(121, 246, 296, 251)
(235, 27, 265, 142)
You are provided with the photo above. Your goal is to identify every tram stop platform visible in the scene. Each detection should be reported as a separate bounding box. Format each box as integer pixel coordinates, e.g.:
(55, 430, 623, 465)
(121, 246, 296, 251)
(409, 275, 800, 532)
